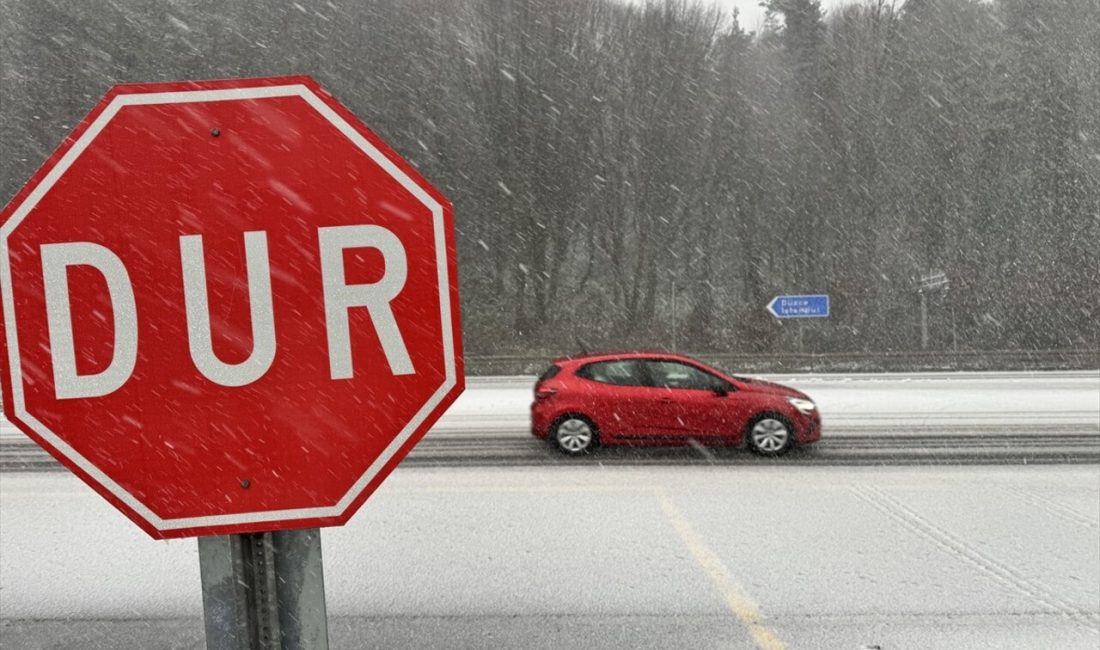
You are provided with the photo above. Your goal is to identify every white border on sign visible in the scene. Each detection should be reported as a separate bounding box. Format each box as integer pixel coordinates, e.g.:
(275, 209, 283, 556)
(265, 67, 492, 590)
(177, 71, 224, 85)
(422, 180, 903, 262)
(0, 84, 457, 532)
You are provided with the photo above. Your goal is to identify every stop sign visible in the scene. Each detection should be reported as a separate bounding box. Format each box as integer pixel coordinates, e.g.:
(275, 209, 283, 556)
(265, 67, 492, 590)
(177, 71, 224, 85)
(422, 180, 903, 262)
(0, 76, 463, 539)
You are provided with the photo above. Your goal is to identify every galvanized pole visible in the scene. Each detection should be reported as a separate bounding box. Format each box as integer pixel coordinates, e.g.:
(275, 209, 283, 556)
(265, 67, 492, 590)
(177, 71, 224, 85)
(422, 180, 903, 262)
(671, 281, 677, 353)
(951, 303, 958, 352)
(199, 529, 330, 650)
(918, 271, 947, 351)
(920, 290, 928, 350)
(273, 529, 329, 649)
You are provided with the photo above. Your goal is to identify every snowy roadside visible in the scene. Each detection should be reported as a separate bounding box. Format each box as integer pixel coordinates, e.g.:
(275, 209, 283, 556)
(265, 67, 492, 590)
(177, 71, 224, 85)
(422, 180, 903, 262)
(3, 370, 1098, 443)
(3, 465, 1098, 621)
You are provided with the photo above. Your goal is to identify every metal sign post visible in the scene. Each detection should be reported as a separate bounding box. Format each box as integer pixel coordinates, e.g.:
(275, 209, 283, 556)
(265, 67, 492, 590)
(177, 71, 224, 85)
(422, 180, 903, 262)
(917, 272, 949, 350)
(199, 529, 329, 650)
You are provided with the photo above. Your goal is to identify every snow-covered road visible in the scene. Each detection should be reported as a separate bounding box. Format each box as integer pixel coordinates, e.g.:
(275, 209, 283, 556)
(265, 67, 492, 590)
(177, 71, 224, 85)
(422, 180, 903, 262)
(432, 370, 1100, 436)
(3, 465, 1098, 649)
(3, 372, 1098, 646)
(5, 370, 1098, 443)
(4, 370, 1097, 470)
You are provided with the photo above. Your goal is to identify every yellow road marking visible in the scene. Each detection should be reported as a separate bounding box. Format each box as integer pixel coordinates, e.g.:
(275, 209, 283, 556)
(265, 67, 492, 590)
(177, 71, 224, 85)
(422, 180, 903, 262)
(657, 489, 787, 650)
(386, 479, 786, 649)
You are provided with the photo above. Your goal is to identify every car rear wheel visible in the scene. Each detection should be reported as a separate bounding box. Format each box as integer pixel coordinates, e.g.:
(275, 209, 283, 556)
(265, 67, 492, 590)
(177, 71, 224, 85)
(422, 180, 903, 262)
(747, 415, 793, 456)
(553, 416, 598, 455)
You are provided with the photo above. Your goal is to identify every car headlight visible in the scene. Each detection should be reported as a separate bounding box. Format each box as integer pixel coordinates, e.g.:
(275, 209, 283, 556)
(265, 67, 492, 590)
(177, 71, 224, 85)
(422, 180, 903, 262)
(787, 397, 816, 415)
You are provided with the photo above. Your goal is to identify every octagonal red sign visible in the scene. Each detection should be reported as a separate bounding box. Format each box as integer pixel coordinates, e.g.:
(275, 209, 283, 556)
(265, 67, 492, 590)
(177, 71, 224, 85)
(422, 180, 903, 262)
(0, 76, 463, 539)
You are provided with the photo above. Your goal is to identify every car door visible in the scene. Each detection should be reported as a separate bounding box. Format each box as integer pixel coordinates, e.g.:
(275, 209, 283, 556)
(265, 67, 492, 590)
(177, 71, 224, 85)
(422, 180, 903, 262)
(641, 359, 737, 438)
(573, 360, 656, 439)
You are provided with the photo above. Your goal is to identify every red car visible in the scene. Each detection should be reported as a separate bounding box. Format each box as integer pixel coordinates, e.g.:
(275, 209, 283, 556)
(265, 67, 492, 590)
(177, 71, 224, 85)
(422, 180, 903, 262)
(531, 352, 821, 456)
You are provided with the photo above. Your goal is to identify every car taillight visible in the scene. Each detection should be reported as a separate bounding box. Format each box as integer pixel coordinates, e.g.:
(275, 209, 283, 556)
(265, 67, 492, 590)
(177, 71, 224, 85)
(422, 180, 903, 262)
(535, 386, 557, 400)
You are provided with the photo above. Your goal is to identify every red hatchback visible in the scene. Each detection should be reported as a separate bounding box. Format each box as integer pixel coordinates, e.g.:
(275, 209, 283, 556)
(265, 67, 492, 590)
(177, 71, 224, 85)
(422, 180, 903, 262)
(531, 352, 821, 456)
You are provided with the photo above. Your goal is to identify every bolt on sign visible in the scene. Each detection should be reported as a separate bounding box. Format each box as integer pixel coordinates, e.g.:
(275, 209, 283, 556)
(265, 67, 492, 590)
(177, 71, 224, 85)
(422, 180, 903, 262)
(0, 76, 464, 539)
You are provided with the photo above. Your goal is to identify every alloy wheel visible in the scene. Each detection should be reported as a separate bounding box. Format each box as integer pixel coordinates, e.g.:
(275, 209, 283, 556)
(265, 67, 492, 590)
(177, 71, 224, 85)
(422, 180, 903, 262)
(750, 417, 791, 454)
(555, 417, 594, 453)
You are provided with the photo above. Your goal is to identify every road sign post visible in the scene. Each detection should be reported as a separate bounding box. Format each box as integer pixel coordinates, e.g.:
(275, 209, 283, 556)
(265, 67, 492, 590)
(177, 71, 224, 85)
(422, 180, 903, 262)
(200, 529, 328, 650)
(766, 294, 829, 355)
(917, 272, 949, 350)
(1, 76, 463, 650)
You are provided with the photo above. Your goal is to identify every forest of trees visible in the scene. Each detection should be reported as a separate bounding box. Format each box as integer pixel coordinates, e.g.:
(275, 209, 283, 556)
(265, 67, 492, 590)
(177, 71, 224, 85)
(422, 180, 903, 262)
(1, 0, 1097, 356)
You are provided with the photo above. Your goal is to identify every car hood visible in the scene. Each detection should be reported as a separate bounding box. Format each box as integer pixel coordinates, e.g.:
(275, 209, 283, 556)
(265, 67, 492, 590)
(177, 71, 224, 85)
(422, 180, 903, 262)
(737, 377, 810, 400)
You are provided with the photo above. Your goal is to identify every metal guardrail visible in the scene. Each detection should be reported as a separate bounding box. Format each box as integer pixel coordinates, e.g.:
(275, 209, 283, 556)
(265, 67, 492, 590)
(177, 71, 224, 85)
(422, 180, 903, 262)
(464, 349, 1100, 375)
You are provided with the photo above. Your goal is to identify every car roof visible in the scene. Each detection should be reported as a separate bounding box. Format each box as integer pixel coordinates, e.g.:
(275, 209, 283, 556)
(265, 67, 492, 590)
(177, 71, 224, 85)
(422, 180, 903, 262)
(550, 351, 702, 366)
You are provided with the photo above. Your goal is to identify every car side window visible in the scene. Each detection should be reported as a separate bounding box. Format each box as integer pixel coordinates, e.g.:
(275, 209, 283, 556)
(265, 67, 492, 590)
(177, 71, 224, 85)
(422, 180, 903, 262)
(645, 360, 728, 391)
(577, 360, 646, 387)
(538, 364, 562, 381)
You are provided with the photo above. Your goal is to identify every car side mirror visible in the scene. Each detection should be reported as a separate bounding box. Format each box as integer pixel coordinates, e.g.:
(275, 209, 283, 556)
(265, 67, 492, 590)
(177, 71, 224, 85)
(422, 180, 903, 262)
(711, 385, 729, 397)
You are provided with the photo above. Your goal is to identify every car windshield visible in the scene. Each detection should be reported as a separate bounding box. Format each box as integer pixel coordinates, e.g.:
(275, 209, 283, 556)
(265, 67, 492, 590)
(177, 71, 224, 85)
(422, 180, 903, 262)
(1, 0, 1097, 648)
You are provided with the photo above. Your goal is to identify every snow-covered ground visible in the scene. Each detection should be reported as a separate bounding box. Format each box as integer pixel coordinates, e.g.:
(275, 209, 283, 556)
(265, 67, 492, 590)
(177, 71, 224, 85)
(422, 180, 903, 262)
(2, 465, 1098, 648)
(4, 371, 1098, 442)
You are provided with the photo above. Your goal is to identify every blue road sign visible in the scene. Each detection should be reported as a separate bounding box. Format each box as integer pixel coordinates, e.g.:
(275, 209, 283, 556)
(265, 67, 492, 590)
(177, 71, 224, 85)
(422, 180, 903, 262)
(766, 294, 830, 318)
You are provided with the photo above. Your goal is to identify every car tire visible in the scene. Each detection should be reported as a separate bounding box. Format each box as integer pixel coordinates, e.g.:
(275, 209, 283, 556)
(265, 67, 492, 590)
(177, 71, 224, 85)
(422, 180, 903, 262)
(552, 415, 598, 455)
(746, 414, 793, 456)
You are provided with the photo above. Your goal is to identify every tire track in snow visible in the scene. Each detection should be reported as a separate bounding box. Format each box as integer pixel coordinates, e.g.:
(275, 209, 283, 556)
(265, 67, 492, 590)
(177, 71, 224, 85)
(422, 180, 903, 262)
(850, 484, 1100, 629)
(1004, 485, 1100, 529)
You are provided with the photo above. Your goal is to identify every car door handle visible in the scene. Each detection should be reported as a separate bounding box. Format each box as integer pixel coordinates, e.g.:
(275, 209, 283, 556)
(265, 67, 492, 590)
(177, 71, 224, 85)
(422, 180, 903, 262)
(659, 397, 674, 403)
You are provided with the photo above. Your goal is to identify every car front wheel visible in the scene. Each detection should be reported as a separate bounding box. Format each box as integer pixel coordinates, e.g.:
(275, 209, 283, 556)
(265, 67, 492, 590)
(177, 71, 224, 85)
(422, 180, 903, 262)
(553, 416, 598, 455)
(747, 415, 793, 456)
